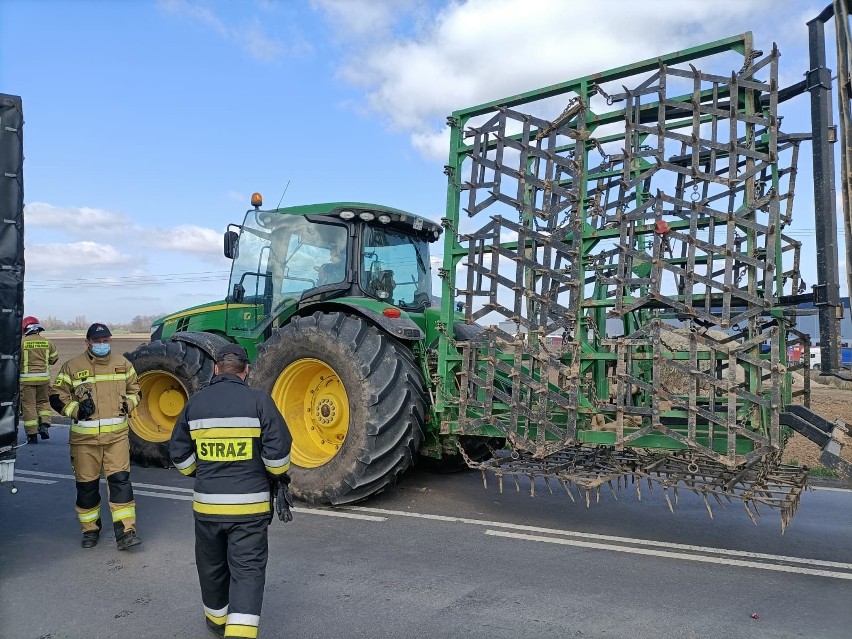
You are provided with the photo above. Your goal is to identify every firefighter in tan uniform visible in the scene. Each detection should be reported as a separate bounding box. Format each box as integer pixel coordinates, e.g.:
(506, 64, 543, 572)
(49, 323, 143, 550)
(19, 316, 59, 444)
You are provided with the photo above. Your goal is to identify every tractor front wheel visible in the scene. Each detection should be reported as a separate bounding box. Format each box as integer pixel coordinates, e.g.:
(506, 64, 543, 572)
(250, 312, 426, 505)
(125, 340, 214, 467)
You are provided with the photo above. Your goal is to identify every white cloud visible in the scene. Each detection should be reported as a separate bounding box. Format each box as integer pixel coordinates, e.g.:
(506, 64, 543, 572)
(25, 202, 132, 236)
(26, 241, 133, 275)
(319, 0, 796, 161)
(149, 224, 224, 258)
(411, 127, 450, 163)
(311, 0, 417, 39)
(157, 0, 307, 62)
(233, 18, 285, 63)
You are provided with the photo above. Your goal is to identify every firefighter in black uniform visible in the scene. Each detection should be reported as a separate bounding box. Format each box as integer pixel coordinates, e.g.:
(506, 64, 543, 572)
(170, 343, 293, 638)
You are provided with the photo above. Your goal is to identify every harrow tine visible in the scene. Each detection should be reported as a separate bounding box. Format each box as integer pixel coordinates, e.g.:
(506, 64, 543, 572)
(560, 478, 577, 502)
(470, 447, 807, 531)
(664, 488, 675, 513)
(742, 500, 759, 526)
(702, 494, 714, 519)
(608, 480, 618, 501)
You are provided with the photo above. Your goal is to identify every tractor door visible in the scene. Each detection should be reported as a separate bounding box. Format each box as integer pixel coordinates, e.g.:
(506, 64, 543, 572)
(225, 211, 349, 338)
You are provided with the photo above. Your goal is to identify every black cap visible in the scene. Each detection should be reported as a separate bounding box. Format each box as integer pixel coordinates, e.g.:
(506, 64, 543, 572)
(215, 343, 248, 363)
(86, 323, 112, 340)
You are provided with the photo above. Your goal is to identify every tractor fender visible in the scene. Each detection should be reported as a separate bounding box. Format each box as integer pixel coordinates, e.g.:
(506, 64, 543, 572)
(169, 331, 232, 360)
(303, 302, 425, 341)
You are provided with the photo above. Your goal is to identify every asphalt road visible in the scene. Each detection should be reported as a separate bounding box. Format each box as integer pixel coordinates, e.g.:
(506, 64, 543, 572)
(1, 426, 851, 639)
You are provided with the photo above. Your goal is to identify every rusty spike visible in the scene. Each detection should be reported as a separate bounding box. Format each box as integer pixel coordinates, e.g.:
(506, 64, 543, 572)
(702, 494, 714, 519)
(664, 488, 675, 513)
(742, 500, 758, 526)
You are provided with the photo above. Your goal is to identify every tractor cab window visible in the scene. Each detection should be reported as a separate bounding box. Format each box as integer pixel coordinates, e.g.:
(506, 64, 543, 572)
(228, 211, 348, 327)
(360, 226, 432, 310)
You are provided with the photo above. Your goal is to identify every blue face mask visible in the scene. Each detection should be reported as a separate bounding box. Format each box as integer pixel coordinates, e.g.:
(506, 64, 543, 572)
(91, 343, 111, 357)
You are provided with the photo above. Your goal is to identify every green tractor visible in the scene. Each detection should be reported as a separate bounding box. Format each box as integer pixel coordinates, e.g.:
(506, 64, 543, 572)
(126, 200, 461, 503)
(128, 33, 851, 526)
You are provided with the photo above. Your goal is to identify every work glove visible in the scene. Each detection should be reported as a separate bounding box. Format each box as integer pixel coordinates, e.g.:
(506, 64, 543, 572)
(273, 474, 294, 523)
(77, 392, 96, 421)
(120, 398, 130, 416)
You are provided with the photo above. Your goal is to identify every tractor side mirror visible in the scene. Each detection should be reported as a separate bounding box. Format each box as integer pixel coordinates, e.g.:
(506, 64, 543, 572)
(224, 230, 240, 260)
(232, 283, 245, 303)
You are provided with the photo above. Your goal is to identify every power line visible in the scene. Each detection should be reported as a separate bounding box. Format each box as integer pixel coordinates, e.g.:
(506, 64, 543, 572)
(27, 270, 228, 283)
(25, 271, 230, 290)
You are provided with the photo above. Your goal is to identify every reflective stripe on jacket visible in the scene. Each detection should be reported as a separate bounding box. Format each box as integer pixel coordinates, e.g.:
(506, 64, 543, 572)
(20, 334, 59, 384)
(169, 374, 292, 522)
(52, 350, 141, 445)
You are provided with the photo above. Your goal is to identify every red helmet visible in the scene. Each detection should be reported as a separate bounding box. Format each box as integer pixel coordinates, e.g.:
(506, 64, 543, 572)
(22, 316, 40, 331)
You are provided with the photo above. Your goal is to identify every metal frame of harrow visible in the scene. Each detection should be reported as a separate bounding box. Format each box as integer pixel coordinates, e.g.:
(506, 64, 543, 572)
(433, 33, 810, 528)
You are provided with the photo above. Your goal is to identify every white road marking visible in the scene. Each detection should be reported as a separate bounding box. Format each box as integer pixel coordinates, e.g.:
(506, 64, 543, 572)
(17, 470, 193, 495)
(344, 506, 852, 570)
(132, 481, 192, 494)
(134, 489, 192, 501)
(484, 530, 852, 581)
(131, 491, 385, 520)
(13, 469, 849, 567)
(15, 470, 385, 521)
(291, 508, 387, 521)
(13, 477, 57, 485)
(16, 470, 73, 480)
(813, 486, 852, 493)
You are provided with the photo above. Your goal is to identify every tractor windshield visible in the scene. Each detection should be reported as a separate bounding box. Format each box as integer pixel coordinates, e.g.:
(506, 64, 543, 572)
(228, 211, 348, 324)
(360, 226, 432, 310)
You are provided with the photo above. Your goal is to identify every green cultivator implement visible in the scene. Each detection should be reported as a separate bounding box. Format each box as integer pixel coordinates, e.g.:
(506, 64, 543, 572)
(433, 34, 816, 529)
(129, 32, 850, 531)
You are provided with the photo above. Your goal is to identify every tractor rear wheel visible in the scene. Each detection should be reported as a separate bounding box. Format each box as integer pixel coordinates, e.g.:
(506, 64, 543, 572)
(125, 340, 214, 467)
(250, 311, 426, 505)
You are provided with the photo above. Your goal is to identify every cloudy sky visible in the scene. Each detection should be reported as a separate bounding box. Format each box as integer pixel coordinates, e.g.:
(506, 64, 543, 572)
(0, 0, 840, 323)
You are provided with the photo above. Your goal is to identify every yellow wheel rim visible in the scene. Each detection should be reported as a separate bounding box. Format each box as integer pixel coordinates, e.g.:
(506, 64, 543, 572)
(129, 371, 188, 443)
(272, 358, 349, 468)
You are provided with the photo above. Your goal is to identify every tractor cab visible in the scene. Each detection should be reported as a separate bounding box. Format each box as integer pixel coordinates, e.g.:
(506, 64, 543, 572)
(223, 197, 441, 336)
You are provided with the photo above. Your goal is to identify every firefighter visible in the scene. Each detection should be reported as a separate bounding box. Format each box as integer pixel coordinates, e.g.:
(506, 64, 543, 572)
(170, 343, 293, 638)
(49, 323, 142, 550)
(19, 316, 59, 443)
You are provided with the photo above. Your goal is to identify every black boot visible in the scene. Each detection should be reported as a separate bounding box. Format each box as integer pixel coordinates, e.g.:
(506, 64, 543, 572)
(38, 423, 50, 440)
(205, 617, 226, 637)
(116, 529, 142, 550)
(26, 433, 38, 445)
(81, 531, 99, 549)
